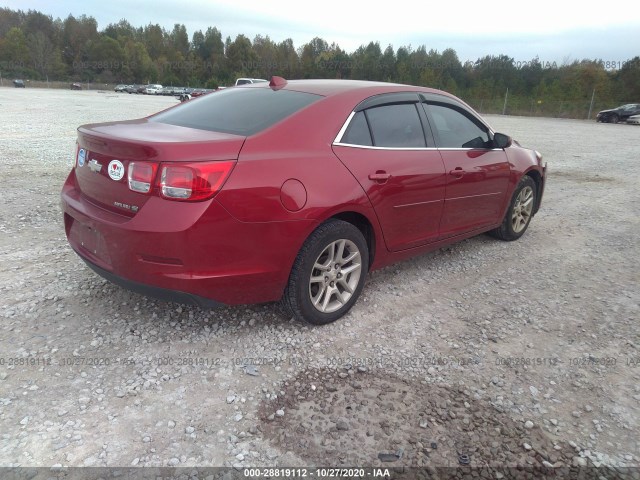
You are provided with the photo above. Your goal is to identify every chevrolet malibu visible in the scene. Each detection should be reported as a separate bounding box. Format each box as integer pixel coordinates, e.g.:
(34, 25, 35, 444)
(61, 77, 546, 325)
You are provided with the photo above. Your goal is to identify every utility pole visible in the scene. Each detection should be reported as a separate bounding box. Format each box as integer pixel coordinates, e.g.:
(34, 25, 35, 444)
(502, 88, 509, 115)
(587, 89, 595, 120)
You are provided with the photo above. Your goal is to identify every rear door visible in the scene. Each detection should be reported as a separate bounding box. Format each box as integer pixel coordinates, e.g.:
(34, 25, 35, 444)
(421, 97, 510, 238)
(332, 93, 446, 252)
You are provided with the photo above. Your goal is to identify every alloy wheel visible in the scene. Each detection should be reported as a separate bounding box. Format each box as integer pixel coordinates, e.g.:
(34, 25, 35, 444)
(309, 239, 362, 313)
(511, 186, 534, 233)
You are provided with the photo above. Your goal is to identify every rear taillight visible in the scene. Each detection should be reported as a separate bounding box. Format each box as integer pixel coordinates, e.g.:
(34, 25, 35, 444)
(125, 160, 234, 201)
(159, 161, 235, 201)
(128, 162, 157, 193)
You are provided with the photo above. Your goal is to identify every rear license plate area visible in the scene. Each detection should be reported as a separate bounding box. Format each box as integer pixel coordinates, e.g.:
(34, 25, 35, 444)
(69, 219, 112, 265)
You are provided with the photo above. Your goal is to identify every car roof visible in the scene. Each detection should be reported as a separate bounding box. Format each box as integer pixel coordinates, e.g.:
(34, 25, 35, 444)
(240, 78, 455, 99)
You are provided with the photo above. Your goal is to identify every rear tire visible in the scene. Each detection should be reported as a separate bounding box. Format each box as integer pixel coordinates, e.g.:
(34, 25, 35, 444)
(489, 176, 537, 241)
(281, 219, 368, 325)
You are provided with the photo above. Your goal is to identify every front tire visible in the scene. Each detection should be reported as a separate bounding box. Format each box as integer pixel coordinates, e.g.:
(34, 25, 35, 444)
(609, 114, 619, 124)
(281, 219, 369, 325)
(490, 176, 537, 241)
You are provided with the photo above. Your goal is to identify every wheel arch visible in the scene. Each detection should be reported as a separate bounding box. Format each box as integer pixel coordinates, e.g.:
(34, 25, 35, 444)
(524, 169, 543, 214)
(329, 211, 376, 271)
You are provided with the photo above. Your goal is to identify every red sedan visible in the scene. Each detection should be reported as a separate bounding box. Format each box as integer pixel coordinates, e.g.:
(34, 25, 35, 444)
(61, 77, 546, 324)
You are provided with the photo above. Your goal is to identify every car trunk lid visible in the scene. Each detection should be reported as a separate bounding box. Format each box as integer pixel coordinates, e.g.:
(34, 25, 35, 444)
(75, 119, 245, 216)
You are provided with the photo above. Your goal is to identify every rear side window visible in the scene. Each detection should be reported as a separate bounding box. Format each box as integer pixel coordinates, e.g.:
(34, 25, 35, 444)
(151, 88, 321, 135)
(366, 104, 426, 148)
(342, 111, 373, 146)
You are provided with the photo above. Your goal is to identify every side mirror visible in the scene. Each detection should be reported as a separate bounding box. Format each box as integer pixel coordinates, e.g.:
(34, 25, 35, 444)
(493, 132, 512, 149)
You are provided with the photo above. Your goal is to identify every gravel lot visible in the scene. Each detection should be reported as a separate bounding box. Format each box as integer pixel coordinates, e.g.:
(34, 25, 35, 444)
(0, 87, 638, 475)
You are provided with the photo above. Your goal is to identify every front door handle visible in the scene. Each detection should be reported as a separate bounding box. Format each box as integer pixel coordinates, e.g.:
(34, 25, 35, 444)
(449, 168, 466, 177)
(368, 171, 391, 183)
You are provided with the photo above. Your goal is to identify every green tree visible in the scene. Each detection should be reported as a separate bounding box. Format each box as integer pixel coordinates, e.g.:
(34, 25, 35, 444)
(613, 56, 640, 100)
(88, 34, 125, 81)
(0, 7, 21, 38)
(200, 27, 226, 81)
(1, 26, 29, 65)
(27, 30, 55, 78)
(143, 24, 166, 60)
(192, 30, 205, 58)
(62, 14, 99, 76)
(252, 34, 277, 78)
(104, 19, 139, 44)
(24, 9, 56, 41)
(125, 40, 155, 83)
(275, 38, 299, 78)
(351, 41, 382, 81)
(379, 45, 396, 81)
(170, 24, 189, 57)
(226, 34, 256, 77)
(299, 37, 328, 78)
(394, 46, 412, 84)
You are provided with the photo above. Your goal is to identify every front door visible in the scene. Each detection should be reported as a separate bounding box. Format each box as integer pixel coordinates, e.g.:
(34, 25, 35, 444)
(423, 102, 510, 238)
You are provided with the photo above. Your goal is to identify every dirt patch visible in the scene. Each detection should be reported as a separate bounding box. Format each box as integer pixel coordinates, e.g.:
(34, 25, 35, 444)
(260, 367, 577, 469)
(551, 170, 615, 183)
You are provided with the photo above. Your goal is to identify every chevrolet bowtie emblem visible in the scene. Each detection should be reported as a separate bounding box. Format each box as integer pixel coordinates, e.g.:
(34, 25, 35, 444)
(88, 159, 102, 173)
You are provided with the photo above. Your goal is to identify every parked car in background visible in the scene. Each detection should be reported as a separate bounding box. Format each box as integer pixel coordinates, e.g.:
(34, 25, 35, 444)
(177, 88, 194, 102)
(159, 87, 176, 96)
(144, 84, 163, 95)
(13, 79, 25, 88)
(596, 103, 640, 123)
(627, 114, 640, 125)
(190, 88, 214, 98)
(235, 78, 267, 86)
(114, 84, 129, 92)
(70, 83, 82, 90)
(61, 77, 546, 325)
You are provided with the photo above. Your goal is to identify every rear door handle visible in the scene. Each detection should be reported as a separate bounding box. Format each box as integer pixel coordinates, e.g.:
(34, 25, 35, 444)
(368, 171, 391, 183)
(449, 168, 466, 177)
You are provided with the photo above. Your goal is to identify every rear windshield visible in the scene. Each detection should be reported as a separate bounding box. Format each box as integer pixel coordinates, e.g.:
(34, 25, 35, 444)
(150, 87, 322, 136)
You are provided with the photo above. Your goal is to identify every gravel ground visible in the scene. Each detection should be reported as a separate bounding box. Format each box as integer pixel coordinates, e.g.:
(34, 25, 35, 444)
(0, 87, 638, 475)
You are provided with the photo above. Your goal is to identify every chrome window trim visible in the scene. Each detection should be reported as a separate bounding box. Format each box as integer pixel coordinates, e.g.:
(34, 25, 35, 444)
(333, 105, 503, 151)
(333, 142, 438, 151)
(438, 147, 504, 152)
(333, 111, 356, 145)
(333, 109, 431, 150)
(333, 142, 502, 152)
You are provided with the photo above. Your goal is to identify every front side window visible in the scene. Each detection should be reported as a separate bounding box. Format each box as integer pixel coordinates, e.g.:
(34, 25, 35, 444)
(427, 104, 490, 149)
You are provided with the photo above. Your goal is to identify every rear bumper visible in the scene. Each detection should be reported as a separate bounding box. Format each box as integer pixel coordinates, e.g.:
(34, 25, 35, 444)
(61, 170, 315, 306)
(82, 257, 224, 308)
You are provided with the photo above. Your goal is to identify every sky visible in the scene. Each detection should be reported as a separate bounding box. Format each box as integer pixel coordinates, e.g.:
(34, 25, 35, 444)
(3, 0, 639, 64)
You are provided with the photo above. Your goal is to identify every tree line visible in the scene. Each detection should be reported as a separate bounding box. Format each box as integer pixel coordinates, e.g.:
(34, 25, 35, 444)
(1, 7, 638, 116)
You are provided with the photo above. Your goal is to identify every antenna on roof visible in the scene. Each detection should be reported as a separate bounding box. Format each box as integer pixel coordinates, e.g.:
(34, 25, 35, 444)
(269, 76, 287, 90)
